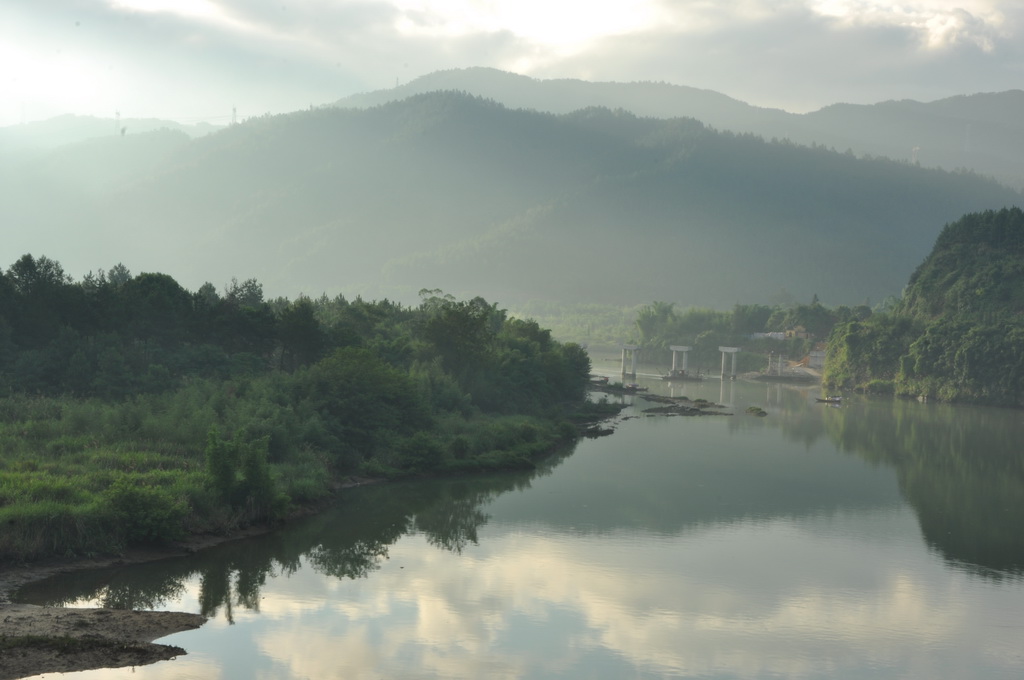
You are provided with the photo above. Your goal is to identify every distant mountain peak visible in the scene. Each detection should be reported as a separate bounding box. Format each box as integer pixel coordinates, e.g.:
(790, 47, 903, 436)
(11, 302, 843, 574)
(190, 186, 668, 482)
(335, 67, 773, 121)
(334, 69, 1023, 190)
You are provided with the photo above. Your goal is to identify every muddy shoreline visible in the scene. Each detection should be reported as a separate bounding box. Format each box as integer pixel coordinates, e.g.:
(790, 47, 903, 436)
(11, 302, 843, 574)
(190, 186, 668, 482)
(0, 528, 278, 680)
(0, 604, 206, 680)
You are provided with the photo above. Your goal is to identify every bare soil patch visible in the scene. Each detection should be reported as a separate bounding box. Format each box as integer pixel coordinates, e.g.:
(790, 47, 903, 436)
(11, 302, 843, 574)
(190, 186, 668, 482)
(0, 543, 225, 679)
(0, 605, 205, 680)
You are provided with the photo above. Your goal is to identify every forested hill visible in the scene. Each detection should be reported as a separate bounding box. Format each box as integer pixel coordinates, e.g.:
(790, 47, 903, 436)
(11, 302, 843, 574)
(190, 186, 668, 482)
(2, 91, 1021, 308)
(337, 68, 1024, 191)
(824, 208, 1024, 406)
(898, 208, 1024, 321)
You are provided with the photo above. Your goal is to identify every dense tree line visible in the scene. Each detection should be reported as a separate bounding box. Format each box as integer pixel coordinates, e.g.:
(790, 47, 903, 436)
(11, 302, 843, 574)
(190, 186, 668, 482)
(628, 299, 872, 373)
(0, 256, 588, 407)
(823, 207, 1024, 405)
(0, 255, 595, 561)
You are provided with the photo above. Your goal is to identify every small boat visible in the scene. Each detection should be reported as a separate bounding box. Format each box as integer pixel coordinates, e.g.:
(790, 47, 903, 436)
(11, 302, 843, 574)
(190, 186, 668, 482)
(624, 383, 649, 392)
(816, 396, 842, 404)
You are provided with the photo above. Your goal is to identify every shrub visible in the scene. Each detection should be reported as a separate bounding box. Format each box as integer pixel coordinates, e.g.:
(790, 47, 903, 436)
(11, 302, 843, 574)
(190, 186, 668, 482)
(102, 475, 187, 544)
(863, 379, 895, 394)
(204, 430, 285, 522)
(448, 435, 471, 460)
(0, 501, 118, 561)
(397, 431, 445, 472)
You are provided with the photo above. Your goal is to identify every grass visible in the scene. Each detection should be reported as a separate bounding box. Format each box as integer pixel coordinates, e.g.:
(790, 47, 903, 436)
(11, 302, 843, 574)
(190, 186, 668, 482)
(0, 389, 589, 562)
(0, 391, 315, 561)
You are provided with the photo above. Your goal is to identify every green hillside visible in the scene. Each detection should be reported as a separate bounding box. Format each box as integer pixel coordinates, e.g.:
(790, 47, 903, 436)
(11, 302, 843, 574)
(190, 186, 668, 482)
(899, 207, 1024, 320)
(824, 207, 1024, 405)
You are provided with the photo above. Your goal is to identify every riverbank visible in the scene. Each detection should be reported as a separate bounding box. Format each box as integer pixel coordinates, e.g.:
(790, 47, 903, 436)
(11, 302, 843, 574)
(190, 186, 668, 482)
(0, 477, 382, 680)
(0, 604, 205, 680)
(1, 407, 622, 601)
(0, 519, 290, 605)
(2, 562, 199, 680)
(0, 523, 291, 679)
(0, 403, 627, 679)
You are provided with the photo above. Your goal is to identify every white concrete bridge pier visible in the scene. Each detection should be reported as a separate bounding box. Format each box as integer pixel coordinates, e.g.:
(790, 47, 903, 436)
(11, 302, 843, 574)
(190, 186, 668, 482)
(719, 346, 740, 380)
(669, 345, 692, 377)
(621, 344, 639, 378)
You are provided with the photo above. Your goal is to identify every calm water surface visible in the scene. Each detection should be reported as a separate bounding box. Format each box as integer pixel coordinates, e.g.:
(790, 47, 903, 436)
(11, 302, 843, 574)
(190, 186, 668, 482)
(15, 375, 1024, 679)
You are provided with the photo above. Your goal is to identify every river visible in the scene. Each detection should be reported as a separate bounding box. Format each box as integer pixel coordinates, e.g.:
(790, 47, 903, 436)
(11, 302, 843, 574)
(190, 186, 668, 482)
(13, 374, 1024, 679)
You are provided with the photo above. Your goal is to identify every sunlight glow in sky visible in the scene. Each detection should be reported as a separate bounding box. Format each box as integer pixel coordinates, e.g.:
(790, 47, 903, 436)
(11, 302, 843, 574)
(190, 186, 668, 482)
(392, 0, 666, 44)
(0, 0, 1021, 126)
(111, 0, 224, 18)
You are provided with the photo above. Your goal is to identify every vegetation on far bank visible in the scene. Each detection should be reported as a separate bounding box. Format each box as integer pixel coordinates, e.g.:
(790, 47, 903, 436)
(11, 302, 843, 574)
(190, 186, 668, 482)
(613, 208, 1024, 409)
(0, 256, 607, 562)
(618, 297, 874, 375)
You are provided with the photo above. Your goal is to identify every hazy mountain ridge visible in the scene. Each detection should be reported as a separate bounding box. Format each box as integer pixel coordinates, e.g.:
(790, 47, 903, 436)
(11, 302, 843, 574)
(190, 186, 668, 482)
(336, 68, 1024, 190)
(337, 67, 790, 129)
(386, 125, 1018, 305)
(0, 114, 222, 151)
(2, 91, 1021, 308)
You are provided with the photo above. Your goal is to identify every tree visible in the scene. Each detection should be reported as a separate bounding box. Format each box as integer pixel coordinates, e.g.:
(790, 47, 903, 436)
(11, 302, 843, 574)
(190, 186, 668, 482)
(205, 430, 283, 521)
(731, 303, 773, 334)
(6, 254, 71, 295)
(226, 277, 264, 308)
(635, 301, 676, 349)
(122, 272, 193, 346)
(196, 282, 220, 305)
(294, 347, 431, 466)
(278, 297, 326, 370)
(107, 263, 132, 287)
(4, 254, 79, 349)
(418, 293, 503, 380)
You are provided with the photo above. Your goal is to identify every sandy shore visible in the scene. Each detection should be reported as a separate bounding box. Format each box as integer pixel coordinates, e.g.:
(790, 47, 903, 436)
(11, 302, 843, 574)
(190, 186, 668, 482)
(0, 604, 206, 680)
(0, 546, 214, 680)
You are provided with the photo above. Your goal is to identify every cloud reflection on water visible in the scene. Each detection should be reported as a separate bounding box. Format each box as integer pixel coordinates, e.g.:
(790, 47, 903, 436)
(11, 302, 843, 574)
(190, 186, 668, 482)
(217, 509, 1024, 679)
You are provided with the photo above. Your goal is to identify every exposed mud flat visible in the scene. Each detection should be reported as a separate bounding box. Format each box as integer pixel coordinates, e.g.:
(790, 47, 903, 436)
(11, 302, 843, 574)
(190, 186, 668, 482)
(0, 604, 205, 680)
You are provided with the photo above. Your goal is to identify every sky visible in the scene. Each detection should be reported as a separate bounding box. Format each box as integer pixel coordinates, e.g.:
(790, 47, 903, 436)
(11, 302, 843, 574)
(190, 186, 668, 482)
(2, 0, 1022, 127)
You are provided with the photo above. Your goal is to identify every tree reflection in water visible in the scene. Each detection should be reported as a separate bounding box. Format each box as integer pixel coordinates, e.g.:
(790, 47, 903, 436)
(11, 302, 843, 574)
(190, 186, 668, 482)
(15, 455, 563, 615)
(815, 396, 1024, 578)
(17, 394, 1024, 615)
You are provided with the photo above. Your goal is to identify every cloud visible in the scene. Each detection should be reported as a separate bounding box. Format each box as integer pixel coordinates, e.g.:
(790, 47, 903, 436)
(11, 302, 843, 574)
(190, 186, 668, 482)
(1, 0, 1022, 126)
(2, 1, 376, 122)
(527, 1, 1023, 110)
(204, 514, 1024, 679)
(804, 0, 1012, 52)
